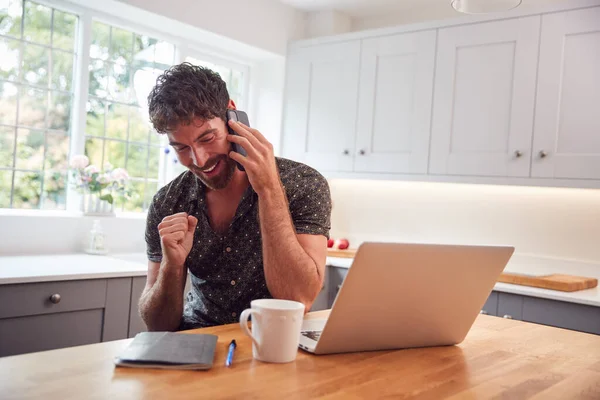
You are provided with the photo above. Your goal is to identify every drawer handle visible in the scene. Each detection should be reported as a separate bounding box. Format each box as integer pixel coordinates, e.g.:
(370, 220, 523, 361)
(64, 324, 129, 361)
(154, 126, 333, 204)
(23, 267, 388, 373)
(49, 294, 61, 304)
(502, 314, 512, 319)
(480, 310, 488, 315)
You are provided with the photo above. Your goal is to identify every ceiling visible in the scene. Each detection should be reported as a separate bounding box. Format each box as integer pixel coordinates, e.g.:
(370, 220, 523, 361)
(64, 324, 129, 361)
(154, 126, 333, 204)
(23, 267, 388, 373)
(279, 0, 452, 18)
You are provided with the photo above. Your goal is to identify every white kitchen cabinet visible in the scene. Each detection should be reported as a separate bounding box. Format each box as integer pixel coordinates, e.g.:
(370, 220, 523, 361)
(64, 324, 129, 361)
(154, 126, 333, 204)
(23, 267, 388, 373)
(429, 16, 540, 177)
(281, 41, 361, 172)
(354, 31, 436, 174)
(531, 6, 600, 179)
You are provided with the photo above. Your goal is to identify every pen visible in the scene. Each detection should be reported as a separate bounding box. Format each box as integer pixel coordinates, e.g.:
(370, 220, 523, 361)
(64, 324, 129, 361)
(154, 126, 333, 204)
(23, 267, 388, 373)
(225, 339, 236, 367)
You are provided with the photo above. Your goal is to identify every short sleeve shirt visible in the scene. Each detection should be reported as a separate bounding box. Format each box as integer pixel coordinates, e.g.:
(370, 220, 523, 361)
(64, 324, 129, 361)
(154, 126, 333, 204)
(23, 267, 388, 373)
(145, 157, 332, 330)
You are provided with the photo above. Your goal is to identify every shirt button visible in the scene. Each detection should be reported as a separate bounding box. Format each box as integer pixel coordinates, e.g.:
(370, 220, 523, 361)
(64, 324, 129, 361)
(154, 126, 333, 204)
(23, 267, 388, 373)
(232, 312, 237, 317)
(226, 247, 232, 252)
(231, 280, 236, 286)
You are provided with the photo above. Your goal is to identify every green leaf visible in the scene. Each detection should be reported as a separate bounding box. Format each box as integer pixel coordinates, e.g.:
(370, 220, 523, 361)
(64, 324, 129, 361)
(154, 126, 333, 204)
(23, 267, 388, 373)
(99, 193, 113, 204)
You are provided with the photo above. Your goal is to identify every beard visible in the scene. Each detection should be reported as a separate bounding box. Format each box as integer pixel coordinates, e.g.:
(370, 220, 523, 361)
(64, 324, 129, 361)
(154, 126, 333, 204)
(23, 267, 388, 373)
(189, 154, 237, 190)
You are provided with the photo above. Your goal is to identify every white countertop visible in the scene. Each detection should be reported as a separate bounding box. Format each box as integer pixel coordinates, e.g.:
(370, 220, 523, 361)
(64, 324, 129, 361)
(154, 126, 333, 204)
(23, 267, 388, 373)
(0, 253, 148, 284)
(326, 254, 600, 307)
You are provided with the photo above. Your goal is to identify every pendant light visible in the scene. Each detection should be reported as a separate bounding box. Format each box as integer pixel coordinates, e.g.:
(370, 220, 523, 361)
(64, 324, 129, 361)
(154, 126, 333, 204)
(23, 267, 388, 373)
(451, 0, 522, 14)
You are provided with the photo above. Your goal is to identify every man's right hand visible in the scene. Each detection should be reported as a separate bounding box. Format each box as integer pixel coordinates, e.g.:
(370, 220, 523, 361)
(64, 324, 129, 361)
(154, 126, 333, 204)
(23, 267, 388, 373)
(158, 212, 198, 267)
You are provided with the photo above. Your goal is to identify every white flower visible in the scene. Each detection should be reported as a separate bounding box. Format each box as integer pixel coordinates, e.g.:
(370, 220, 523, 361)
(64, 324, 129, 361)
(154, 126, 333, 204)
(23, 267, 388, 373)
(111, 168, 129, 182)
(69, 155, 89, 169)
(103, 162, 113, 172)
(84, 165, 100, 174)
(97, 174, 110, 184)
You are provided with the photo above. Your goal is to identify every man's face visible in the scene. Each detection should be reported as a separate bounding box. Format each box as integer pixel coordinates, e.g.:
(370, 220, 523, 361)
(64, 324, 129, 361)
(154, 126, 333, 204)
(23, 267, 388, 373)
(167, 117, 237, 190)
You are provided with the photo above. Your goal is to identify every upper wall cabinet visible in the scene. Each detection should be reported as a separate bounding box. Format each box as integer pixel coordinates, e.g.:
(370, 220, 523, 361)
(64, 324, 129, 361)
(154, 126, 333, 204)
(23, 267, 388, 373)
(429, 16, 541, 177)
(532, 7, 600, 179)
(354, 31, 436, 174)
(281, 41, 361, 172)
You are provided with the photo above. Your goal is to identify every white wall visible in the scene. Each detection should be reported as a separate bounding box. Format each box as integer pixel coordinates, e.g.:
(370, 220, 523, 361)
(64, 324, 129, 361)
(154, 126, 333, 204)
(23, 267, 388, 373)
(328, 179, 600, 263)
(114, 0, 306, 56)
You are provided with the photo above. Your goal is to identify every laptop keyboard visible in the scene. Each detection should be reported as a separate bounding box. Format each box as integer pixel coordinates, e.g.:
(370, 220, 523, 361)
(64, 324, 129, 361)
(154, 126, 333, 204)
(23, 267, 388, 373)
(301, 330, 322, 341)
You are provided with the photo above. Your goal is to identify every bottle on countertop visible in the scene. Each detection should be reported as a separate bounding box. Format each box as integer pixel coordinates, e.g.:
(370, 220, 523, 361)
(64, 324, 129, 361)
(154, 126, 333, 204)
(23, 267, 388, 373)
(85, 219, 108, 255)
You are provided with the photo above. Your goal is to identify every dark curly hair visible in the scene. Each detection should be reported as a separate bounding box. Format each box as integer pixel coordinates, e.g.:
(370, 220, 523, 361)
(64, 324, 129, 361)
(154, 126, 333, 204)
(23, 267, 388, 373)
(147, 62, 230, 133)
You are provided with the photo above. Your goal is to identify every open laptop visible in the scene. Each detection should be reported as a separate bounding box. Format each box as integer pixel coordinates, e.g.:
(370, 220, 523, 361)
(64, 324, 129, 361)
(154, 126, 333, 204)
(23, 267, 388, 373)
(299, 242, 514, 355)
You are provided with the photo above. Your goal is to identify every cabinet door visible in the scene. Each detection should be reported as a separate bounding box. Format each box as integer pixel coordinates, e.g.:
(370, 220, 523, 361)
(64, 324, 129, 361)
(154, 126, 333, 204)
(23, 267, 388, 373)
(354, 30, 436, 174)
(430, 17, 540, 177)
(532, 7, 600, 179)
(281, 41, 360, 172)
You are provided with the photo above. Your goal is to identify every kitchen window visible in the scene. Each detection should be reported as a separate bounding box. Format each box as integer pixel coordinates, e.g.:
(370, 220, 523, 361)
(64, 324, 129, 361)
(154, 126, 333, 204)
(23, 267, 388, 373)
(0, 0, 251, 213)
(0, 0, 77, 209)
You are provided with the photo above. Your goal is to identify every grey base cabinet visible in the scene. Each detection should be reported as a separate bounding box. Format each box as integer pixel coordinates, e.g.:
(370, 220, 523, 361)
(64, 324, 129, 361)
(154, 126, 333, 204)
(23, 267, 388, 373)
(0, 276, 149, 358)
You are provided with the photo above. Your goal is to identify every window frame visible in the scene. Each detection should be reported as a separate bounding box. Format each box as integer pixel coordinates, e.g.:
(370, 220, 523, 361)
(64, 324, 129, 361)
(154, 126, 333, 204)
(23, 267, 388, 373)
(1, 0, 252, 215)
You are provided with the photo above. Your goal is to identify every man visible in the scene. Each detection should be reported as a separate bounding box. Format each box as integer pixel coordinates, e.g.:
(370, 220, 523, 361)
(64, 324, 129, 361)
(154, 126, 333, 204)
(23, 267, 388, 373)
(139, 63, 332, 331)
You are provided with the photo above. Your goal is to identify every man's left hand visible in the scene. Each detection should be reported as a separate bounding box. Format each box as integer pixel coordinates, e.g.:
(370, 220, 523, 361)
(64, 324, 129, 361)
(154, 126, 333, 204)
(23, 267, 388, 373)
(226, 120, 281, 197)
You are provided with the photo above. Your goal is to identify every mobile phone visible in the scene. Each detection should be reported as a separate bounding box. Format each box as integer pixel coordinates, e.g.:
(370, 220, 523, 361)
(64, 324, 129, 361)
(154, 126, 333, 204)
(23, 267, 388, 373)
(226, 109, 250, 171)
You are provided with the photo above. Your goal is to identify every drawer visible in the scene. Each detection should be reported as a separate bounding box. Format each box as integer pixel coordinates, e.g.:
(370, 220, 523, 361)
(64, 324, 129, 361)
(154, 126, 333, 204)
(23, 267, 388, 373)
(497, 292, 524, 320)
(0, 279, 107, 319)
(522, 296, 600, 335)
(480, 291, 499, 316)
(0, 309, 103, 357)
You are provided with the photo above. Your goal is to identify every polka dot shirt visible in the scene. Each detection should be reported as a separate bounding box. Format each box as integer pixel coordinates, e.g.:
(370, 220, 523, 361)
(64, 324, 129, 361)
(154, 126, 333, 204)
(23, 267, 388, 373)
(145, 157, 332, 330)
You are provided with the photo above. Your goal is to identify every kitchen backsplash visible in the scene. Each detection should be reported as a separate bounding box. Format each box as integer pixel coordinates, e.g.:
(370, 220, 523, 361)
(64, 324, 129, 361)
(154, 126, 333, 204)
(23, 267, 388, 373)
(328, 179, 600, 263)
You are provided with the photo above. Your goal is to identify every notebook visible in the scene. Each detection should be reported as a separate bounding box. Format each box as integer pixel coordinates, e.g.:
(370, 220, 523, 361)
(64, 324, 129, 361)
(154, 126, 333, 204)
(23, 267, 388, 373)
(114, 332, 218, 370)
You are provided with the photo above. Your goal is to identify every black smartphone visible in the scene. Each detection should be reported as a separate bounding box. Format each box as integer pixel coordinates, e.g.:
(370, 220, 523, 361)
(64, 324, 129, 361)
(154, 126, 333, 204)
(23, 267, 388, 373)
(226, 109, 250, 171)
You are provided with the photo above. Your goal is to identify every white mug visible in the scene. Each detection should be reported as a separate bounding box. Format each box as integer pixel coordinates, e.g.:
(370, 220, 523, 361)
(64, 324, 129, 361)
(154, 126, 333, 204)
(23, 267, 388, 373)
(239, 299, 305, 363)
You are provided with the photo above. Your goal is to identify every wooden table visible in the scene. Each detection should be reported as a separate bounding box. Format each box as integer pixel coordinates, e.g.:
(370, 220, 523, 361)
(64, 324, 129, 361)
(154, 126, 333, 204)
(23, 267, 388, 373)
(1, 311, 599, 399)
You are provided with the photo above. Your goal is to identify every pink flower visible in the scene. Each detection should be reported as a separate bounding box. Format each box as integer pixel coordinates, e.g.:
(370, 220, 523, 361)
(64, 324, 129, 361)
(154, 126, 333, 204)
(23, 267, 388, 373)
(69, 155, 89, 169)
(84, 165, 100, 174)
(110, 168, 129, 182)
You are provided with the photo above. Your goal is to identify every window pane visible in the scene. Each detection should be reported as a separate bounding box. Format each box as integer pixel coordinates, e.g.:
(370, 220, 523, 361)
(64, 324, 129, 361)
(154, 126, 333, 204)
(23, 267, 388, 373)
(0, 0, 23, 38)
(0, 170, 12, 207)
(108, 61, 129, 102)
(130, 63, 160, 107)
(133, 34, 155, 63)
(48, 90, 70, 131)
(51, 50, 73, 91)
(23, 1, 51, 45)
(154, 41, 174, 67)
(126, 143, 147, 178)
(128, 106, 148, 143)
(230, 69, 243, 94)
(88, 58, 108, 98)
(0, 38, 20, 81)
(106, 102, 127, 140)
(110, 27, 132, 64)
(145, 179, 158, 208)
(85, 98, 104, 136)
(15, 128, 44, 170)
(213, 65, 231, 84)
(13, 170, 41, 208)
(21, 42, 49, 87)
(104, 138, 125, 168)
(0, 81, 18, 125)
(149, 129, 160, 145)
(52, 10, 76, 51)
(147, 146, 159, 177)
(18, 86, 46, 128)
(0, 126, 16, 167)
(44, 131, 68, 170)
(84, 137, 103, 167)
(41, 169, 65, 209)
(90, 21, 109, 60)
(123, 179, 143, 212)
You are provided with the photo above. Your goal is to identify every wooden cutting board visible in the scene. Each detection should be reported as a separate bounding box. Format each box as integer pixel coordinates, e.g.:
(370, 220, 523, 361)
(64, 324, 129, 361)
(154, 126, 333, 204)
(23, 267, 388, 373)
(326, 249, 598, 292)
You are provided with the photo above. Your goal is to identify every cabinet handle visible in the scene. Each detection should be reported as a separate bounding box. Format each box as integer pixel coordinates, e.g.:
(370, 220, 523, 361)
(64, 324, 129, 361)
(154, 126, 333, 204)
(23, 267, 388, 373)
(358, 149, 366, 156)
(480, 310, 488, 315)
(502, 314, 512, 319)
(342, 149, 349, 155)
(49, 293, 61, 304)
(514, 150, 522, 158)
(538, 150, 548, 158)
